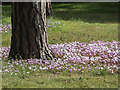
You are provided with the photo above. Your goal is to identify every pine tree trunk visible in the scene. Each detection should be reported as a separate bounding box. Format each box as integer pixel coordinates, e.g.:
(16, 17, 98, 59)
(9, 2, 55, 60)
(46, 0, 53, 17)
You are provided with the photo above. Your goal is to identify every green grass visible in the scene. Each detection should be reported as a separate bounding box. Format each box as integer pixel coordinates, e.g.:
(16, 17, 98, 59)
(2, 5, 11, 25)
(47, 19, 118, 44)
(2, 33, 11, 47)
(2, 3, 118, 88)
(47, 2, 118, 44)
(2, 70, 118, 88)
(52, 2, 118, 23)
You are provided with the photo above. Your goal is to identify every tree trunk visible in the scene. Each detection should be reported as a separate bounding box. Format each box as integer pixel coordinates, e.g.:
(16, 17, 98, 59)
(9, 2, 55, 60)
(46, 0, 53, 17)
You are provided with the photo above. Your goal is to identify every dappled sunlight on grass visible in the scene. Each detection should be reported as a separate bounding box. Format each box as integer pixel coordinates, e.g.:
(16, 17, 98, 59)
(52, 2, 118, 23)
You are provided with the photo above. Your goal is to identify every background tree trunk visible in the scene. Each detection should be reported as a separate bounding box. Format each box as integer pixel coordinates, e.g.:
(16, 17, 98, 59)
(46, 0, 53, 17)
(9, 2, 55, 60)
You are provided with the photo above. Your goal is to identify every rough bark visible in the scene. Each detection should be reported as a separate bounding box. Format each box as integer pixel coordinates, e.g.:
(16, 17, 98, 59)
(9, 2, 55, 60)
(46, 0, 53, 17)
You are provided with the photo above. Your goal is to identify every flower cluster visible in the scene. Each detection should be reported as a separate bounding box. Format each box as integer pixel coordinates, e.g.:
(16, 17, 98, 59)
(46, 19, 64, 31)
(1, 41, 119, 76)
(0, 24, 12, 33)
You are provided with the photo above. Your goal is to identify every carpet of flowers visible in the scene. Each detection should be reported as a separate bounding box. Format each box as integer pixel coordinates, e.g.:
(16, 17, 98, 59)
(0, 23, 119, 76)
(1, 40, 119, 76)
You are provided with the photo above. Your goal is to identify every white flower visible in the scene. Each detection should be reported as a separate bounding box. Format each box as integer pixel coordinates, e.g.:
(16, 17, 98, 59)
(29, 67, 32, 70)
(113, 65, 117, 68)
(39, 66, 48, 70)
(108, 50, 111, 53)
(27, 72, 29, 74)
(90, 57, 94, 61)
(0, 54, 2, 57)
(111, 70, 114, 73)
(100, 67, 103, 70)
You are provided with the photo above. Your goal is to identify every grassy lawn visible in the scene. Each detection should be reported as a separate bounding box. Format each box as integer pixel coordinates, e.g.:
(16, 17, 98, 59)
(48, 2, 118, 44)
(1, 2, 118, 88)
(2, 71, 118, 88)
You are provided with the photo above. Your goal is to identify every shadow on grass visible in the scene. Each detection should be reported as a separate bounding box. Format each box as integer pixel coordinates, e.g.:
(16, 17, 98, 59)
(2, 3, 118, 24)
(2, 5, 11, 24)
(52, 2, 118, 23)
(2, 5, 11, 17)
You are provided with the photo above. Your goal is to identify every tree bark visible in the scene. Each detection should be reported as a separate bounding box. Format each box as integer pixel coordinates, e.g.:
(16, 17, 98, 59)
(46, 0, 53, 17)
(9, 2, 55, 60)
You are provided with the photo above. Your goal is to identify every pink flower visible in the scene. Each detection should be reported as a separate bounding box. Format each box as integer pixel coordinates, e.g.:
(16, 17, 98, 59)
(69, 69, 72, 72)
(56, 72, 60, 74)
(81, 67, 84, 70)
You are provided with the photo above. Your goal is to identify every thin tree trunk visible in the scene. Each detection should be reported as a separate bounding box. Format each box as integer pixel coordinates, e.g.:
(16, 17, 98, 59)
(46, 0, 53, 16)
(9, 2, 55, 60)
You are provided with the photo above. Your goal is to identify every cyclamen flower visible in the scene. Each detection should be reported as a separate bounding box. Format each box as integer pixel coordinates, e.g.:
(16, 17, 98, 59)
(98, 72, 100, 74)
(100, 67, 103, 70)
(14, 70, 19, 73)
(4, 69, 8, 73)
(88, 68, 91, 70)
(69, 69, 72, 72)
(66, 68, 69, 70)
(56, 72, 60, 74)
(74, 69, 77, 71)
(81, 67, 84, 70)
